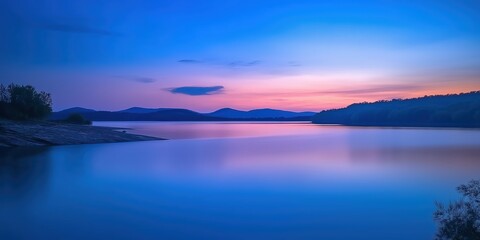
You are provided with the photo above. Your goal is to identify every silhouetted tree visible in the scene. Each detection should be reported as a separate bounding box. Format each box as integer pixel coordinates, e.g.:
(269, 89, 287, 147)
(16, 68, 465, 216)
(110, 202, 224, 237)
(434, 180, 480, 240)
(0, 84, 7, 102)
(0, 84, 8, 118)
(0, 83, 52, 120)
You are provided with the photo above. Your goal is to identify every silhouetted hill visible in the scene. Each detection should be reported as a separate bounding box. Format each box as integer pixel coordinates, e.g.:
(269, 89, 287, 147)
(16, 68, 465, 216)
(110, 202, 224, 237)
(118, 107, 172, 114)
(52, 108, 222, 121)
(208, 108, 316, 119)
(208, 108, 246, 118)
(51, 107, 96, 120)
(51, 107, 314, 121)
(62, 107, 96, 113)
(312, 91, 480, 128)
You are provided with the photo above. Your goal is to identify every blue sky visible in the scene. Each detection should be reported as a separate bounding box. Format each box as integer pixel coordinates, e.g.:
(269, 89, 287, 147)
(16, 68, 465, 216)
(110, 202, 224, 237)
(0, 0, 479, 111)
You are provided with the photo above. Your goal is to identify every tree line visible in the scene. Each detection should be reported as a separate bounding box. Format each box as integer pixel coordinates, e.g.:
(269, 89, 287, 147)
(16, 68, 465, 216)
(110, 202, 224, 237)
(0, 83, 52, 120)
(312, 91, 480, 127)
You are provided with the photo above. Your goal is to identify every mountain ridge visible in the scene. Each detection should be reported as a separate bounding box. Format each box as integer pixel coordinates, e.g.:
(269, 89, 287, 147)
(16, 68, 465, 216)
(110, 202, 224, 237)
(207, 108, 315, 119)
(51, 107, 316, 121)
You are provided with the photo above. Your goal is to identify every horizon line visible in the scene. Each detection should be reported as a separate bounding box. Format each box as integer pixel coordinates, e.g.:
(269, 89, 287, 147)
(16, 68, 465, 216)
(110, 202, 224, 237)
(54, 89, 480, 113)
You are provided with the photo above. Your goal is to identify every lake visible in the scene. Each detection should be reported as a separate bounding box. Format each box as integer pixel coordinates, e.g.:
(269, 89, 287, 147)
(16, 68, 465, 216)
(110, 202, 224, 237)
(1, 122, 480, 239)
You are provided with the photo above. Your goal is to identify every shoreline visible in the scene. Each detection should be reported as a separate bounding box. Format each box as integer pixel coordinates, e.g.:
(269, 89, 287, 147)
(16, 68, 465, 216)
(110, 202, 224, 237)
(0, 120, 163, 148)
(311, 122, 480, 129)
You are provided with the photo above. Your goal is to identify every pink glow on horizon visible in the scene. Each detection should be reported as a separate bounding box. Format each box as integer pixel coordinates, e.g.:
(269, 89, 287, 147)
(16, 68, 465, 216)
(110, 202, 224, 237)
(20, 64, 478, 112)
(48, 70, 480, 112)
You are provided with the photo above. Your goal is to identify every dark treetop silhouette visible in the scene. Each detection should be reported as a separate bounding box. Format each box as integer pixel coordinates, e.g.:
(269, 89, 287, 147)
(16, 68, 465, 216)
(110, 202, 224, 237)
(434, 180, 480, 240)
(0, 84, 160, 147)
(0, 83, 52, 120)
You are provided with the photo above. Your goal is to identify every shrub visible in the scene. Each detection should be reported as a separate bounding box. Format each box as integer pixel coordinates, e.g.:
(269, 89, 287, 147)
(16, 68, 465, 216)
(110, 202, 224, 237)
(434, 180, 480, 240)
(63, 113, 92, 125)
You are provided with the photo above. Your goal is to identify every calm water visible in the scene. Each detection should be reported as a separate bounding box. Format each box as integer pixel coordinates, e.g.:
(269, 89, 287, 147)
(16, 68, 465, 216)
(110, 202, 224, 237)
(1, 122, 480, 239)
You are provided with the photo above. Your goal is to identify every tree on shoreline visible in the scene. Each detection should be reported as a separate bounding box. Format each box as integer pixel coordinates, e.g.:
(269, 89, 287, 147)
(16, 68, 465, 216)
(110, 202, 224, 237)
(0, 83, 52, 120)
(434, 180, 480, 240)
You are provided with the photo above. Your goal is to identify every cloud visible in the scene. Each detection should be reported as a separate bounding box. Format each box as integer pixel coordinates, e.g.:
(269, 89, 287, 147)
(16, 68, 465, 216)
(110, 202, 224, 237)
(0, 6, 119, 36)
(177, 59, 261, 67)
(40, 23, 120, 36)
(132, 77, 156, 83)
(227, 60, 261, 67)
(238, 84, 430, 100)
(178, 59, 203, 64)
(287, 61, 302, 67)
(113, 75, 156, 83)
(315, 85, 425, 96)
(167, 86, 224, 96)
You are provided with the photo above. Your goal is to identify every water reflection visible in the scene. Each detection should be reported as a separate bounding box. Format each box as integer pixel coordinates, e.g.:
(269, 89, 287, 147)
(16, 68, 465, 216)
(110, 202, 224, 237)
(93, 121, 317, 139)
(0, 147, 51, 203)
(0, 123, 479, 239)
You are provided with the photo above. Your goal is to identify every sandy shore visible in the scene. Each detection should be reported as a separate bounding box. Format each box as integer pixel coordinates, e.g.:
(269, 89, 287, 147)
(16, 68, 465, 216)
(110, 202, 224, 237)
(0, 120, 162, 147)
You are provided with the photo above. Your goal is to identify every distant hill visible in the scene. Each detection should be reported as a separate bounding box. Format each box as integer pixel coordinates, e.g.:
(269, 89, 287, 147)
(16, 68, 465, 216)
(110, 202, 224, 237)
(51, 107, 96, 120)
(51, 108, 222, 121)
(208, 108, 316, 119)
(51, 107, 315, 121)
(118, 107, 173, 114)
(312, 91, 480, 128)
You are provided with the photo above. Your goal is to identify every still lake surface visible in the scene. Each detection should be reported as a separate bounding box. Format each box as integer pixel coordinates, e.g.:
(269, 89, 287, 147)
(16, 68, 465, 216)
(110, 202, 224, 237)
(1, 122, 480, 239)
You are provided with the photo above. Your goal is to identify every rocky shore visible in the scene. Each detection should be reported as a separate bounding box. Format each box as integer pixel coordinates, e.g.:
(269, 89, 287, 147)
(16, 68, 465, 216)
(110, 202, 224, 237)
(0, 120, 162, 147)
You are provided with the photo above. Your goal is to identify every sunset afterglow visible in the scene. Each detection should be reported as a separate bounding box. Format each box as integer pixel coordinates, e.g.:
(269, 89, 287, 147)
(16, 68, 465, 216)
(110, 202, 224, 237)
(1, 0, 479, 111)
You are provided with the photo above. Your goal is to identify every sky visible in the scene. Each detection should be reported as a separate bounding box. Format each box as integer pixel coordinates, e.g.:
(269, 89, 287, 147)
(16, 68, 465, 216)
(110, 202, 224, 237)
(0, 0, 479, 112)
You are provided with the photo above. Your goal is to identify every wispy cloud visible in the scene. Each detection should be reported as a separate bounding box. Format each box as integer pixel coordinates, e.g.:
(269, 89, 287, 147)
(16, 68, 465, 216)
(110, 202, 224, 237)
(233, 84, 430, 100)
(167, 86, 224, 96)
(177, 59, 261, 67)
(287, 61, 302, 67)
(132, 77, 156, 83)
(178, 59, 203, 64)
(227, 60, 261, 67)
(0, 5, 120, 37)
(114, 75, 156, 83)
(39, 23, 120, 36)
(315, 85, 426, 96)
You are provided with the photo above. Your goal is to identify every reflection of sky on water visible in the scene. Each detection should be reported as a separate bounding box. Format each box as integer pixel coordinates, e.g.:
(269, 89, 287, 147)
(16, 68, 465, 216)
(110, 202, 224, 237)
(1, 123, 480, 239)
(94, 121, 323, 139)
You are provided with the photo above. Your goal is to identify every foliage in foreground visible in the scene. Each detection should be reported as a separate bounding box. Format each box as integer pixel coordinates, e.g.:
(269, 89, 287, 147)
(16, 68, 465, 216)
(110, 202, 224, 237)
(434, 180, 480, 240)
(0, 83, 52, 120)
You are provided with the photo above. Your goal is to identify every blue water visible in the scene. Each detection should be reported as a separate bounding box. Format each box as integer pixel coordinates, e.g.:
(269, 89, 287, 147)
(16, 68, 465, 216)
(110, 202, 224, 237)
(1, 122, 480, 239)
